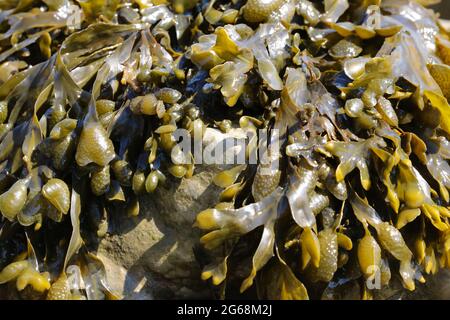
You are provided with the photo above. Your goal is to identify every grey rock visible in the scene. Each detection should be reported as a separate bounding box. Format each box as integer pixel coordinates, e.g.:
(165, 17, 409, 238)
(97, 165, 223, 299)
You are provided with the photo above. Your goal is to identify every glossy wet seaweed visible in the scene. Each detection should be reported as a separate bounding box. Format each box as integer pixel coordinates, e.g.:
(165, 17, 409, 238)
(0, 0, 450, 300)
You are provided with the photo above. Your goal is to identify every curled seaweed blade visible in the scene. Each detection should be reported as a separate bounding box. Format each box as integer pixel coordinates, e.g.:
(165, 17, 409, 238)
(428, 64, 450, 100)
(426, 153, 450, 202)
(286, 165, 318, 228)
(240, 209, 276, 293)
(7, 56, 55, 125)
(196, 187, 284, 250)
(201, 255, 229, 286)
(213, 165, 245, 188)
(22, 114, 43, 173)
(281, 67, 310, 122)
(59, 23, 137, 69)
(258, 251, 309, 300)
(300, 227, 321, 269)
(91, 32, 138, 99)
(349, 191, 382, 227)
(63, 181, 83, 270)
(25, 233, 39, 272)
(397, 208, 421, 229)
(322, 0, 349, 24)
(80, 252, 121, 300)
(54, 53, 84, 111)
(424, 90, 450, 135)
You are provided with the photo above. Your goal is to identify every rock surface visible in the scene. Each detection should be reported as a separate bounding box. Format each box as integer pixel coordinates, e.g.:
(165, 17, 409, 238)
(97, 165, 223, 299)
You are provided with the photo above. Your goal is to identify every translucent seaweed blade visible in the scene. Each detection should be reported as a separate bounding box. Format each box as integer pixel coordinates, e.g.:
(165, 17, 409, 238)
(63, 181, 83, 270)
(349, 191, 383, 227)
(240, 211, 276, 292)
(7, 56, 55, 125)
(286, 166, 318, 228)
(91, 32, 138, 100)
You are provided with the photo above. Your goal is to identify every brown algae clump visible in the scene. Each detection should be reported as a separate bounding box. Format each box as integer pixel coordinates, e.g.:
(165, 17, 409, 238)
(0, 0, 450, 300)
